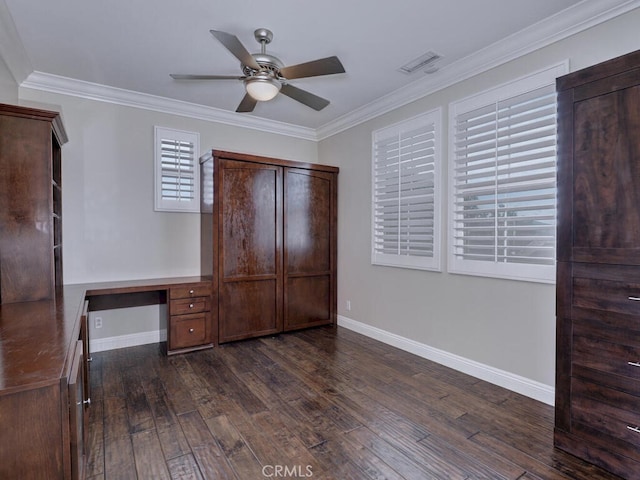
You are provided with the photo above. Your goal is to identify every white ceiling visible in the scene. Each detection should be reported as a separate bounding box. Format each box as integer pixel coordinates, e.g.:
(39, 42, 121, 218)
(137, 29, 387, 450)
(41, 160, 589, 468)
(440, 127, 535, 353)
(1, 0, 637, 135)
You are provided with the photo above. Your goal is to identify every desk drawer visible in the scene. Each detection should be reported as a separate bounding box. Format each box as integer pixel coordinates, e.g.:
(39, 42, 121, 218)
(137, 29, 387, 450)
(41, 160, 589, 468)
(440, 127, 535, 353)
(169, 312, 210, 350)
(170, 296, 210, 315)
(170, 285, 211, 299)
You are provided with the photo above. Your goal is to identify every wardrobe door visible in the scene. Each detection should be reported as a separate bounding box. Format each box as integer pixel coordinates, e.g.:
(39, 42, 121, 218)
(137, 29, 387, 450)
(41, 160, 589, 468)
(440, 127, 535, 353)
(571, 82, 640, 265)
(218, 159, 283, 342)
(283, 168, 336, 331)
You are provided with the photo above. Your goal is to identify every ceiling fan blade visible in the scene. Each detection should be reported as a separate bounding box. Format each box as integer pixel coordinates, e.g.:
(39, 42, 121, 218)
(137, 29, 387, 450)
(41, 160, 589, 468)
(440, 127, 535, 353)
(236, 93, 258, 113)
(280, 56, 345, 80)
(170, 74, 245, 80)
(280, 84, 330, 111)
(210, 29, 261, 70)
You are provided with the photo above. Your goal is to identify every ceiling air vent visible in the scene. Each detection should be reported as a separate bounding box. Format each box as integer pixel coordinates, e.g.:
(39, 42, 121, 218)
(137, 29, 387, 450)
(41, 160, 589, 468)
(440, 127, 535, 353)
(399, 51, 442, 74)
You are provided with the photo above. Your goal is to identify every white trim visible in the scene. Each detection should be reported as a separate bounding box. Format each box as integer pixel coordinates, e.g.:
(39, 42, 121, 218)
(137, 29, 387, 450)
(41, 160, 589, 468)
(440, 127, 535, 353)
(315, 0, 640, 140)
(337, 315, 555, 406)
(90, 329, 167, 353)
(20, 71, 317, 141)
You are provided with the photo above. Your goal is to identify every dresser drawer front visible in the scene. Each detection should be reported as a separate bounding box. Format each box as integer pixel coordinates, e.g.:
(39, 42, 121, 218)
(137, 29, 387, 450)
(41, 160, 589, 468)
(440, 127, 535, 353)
(573, 276, 640, 316)
(573, 322, 640, 381)
(571, 378, 640, 451)
(170, 285, 211, 299)
(170, 296, 210, 315)
(169, 313, 210, 349)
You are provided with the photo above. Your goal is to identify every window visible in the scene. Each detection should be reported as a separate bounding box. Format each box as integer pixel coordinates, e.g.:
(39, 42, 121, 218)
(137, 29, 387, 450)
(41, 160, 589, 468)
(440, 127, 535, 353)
(448, 64, 566, 283)
(154, 126, 200, 212)
(372, 109, 441, 271)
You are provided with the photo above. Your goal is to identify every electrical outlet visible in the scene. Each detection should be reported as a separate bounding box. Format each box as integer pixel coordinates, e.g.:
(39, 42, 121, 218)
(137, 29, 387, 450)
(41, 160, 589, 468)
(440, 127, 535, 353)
(346, 300, 351, 311)
(95, 316, 103, 329)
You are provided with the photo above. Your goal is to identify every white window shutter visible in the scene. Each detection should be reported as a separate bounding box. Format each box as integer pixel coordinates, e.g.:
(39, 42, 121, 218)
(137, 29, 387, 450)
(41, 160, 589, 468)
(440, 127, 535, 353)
(372, 110, 441, 271)
(154, 127, 200, 212)
(449, 63, 566, 283)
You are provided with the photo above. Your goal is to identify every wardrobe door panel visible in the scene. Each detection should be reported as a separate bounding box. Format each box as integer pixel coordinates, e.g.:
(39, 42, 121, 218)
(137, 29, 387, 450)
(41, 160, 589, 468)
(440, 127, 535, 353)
(285, 276, 331, 330)
(220, 280, 280, 341)
(285, 169, 332, 273)
(572, 84, 640, 264)
(221, 162, 280, 277)
(283, 168, 336, 331)
(218, 160, 283, 342)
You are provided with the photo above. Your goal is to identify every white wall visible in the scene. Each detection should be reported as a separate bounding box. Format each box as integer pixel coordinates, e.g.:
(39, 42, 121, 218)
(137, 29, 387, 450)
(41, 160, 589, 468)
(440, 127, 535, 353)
(0, 53, 17, 103)
(318, 8, 640, 395)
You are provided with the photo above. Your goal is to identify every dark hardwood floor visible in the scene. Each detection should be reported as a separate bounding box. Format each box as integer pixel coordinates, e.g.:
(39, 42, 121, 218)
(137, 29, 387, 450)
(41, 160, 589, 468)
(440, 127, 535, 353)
(87, 326, 621, 480)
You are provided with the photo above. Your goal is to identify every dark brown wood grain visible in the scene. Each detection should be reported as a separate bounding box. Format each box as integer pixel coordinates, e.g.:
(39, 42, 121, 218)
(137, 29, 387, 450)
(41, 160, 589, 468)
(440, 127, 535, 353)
(201, 150, 338, 344)
(555, 48, 640, 479)
(0, 276, 213, 479)
(283, 168, 336, 331)
(0, 103, 67, 304)
(86, 327, 622, 480)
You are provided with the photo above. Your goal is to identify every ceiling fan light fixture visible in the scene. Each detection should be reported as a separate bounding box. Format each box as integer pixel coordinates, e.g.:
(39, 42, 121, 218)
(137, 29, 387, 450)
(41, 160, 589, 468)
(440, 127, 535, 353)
(245, 74, 281, 101)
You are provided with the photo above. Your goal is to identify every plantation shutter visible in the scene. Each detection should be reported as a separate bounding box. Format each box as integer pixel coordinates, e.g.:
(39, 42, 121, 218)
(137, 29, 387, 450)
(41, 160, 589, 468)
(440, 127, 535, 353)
(154, 127, 200, 212)
(372, 111, 441, 271)
(450, 76, 558, 282)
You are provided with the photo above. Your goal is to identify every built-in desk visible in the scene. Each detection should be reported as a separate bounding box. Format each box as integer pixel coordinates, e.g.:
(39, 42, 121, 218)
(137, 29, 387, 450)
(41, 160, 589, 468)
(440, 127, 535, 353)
(83, 276, 214, 355)
(0, 275, 212, 480)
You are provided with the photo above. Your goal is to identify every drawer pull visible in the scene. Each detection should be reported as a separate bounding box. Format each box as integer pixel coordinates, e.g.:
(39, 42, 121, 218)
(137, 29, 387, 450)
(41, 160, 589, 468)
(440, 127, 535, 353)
(189, 328, 195, 333)
(628, 296, 640, 301)
(77, 398, 91, 406)
(627, 425, 640, 434)
(628, 361, 640, 367)
(189, 303, 194, 308)
(189, 289, 194, 295)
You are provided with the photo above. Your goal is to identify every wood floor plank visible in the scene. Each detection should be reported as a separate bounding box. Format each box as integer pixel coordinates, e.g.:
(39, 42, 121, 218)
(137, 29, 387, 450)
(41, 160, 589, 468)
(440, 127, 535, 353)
(204, 414, 264, 479)
(86, 397, 104, 477)
(308, 433, 378, 480)
(131, 429, 171, 480)
(166, 453, 204, 480)
(347, 426, 451, 479)
(103, 434, 137, 480)
(236, 410, 323, 475)
(90, 326, 620, 480)
(103, 396, 130, 439)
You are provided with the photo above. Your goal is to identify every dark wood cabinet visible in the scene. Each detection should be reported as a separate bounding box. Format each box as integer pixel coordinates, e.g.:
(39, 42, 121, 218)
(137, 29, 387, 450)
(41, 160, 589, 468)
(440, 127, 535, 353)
(200, 150, 338, 344)
(555, 49, 640, 478)
(0, 103, 68, 304)
(167, 282, 213, 354)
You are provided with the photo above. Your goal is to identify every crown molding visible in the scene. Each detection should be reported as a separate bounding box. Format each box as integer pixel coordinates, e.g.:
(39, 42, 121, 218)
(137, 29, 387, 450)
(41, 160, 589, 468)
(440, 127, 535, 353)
(20, 71, 318, 141)
(316, 0, 640, 140)
(0, 0, 33, 84)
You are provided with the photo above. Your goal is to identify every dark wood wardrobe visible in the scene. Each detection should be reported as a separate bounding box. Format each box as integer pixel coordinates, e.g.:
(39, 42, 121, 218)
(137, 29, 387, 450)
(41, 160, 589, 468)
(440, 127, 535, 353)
(200, 150, 338, 344)
(555, 49, 640, 478)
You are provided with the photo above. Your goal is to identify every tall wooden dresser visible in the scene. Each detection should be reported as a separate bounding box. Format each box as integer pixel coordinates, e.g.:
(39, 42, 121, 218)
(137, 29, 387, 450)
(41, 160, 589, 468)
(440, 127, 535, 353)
(200, 150, 338, 344)
(555, 49, 640, 478)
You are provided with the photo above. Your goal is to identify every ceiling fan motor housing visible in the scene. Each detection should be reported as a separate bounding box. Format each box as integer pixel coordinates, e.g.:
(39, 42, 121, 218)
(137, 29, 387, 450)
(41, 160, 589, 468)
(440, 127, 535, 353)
(242, 53, 283, 78)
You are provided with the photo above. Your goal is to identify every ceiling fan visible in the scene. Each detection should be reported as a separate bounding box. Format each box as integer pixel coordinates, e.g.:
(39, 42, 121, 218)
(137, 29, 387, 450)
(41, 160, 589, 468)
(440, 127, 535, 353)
(171, 28, 346, 113)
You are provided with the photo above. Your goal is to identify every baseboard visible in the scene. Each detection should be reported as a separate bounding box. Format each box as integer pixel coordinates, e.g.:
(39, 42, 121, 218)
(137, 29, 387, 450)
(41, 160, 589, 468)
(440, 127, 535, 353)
(337, 315, 555, 406)
(90, 329, 167, 353)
